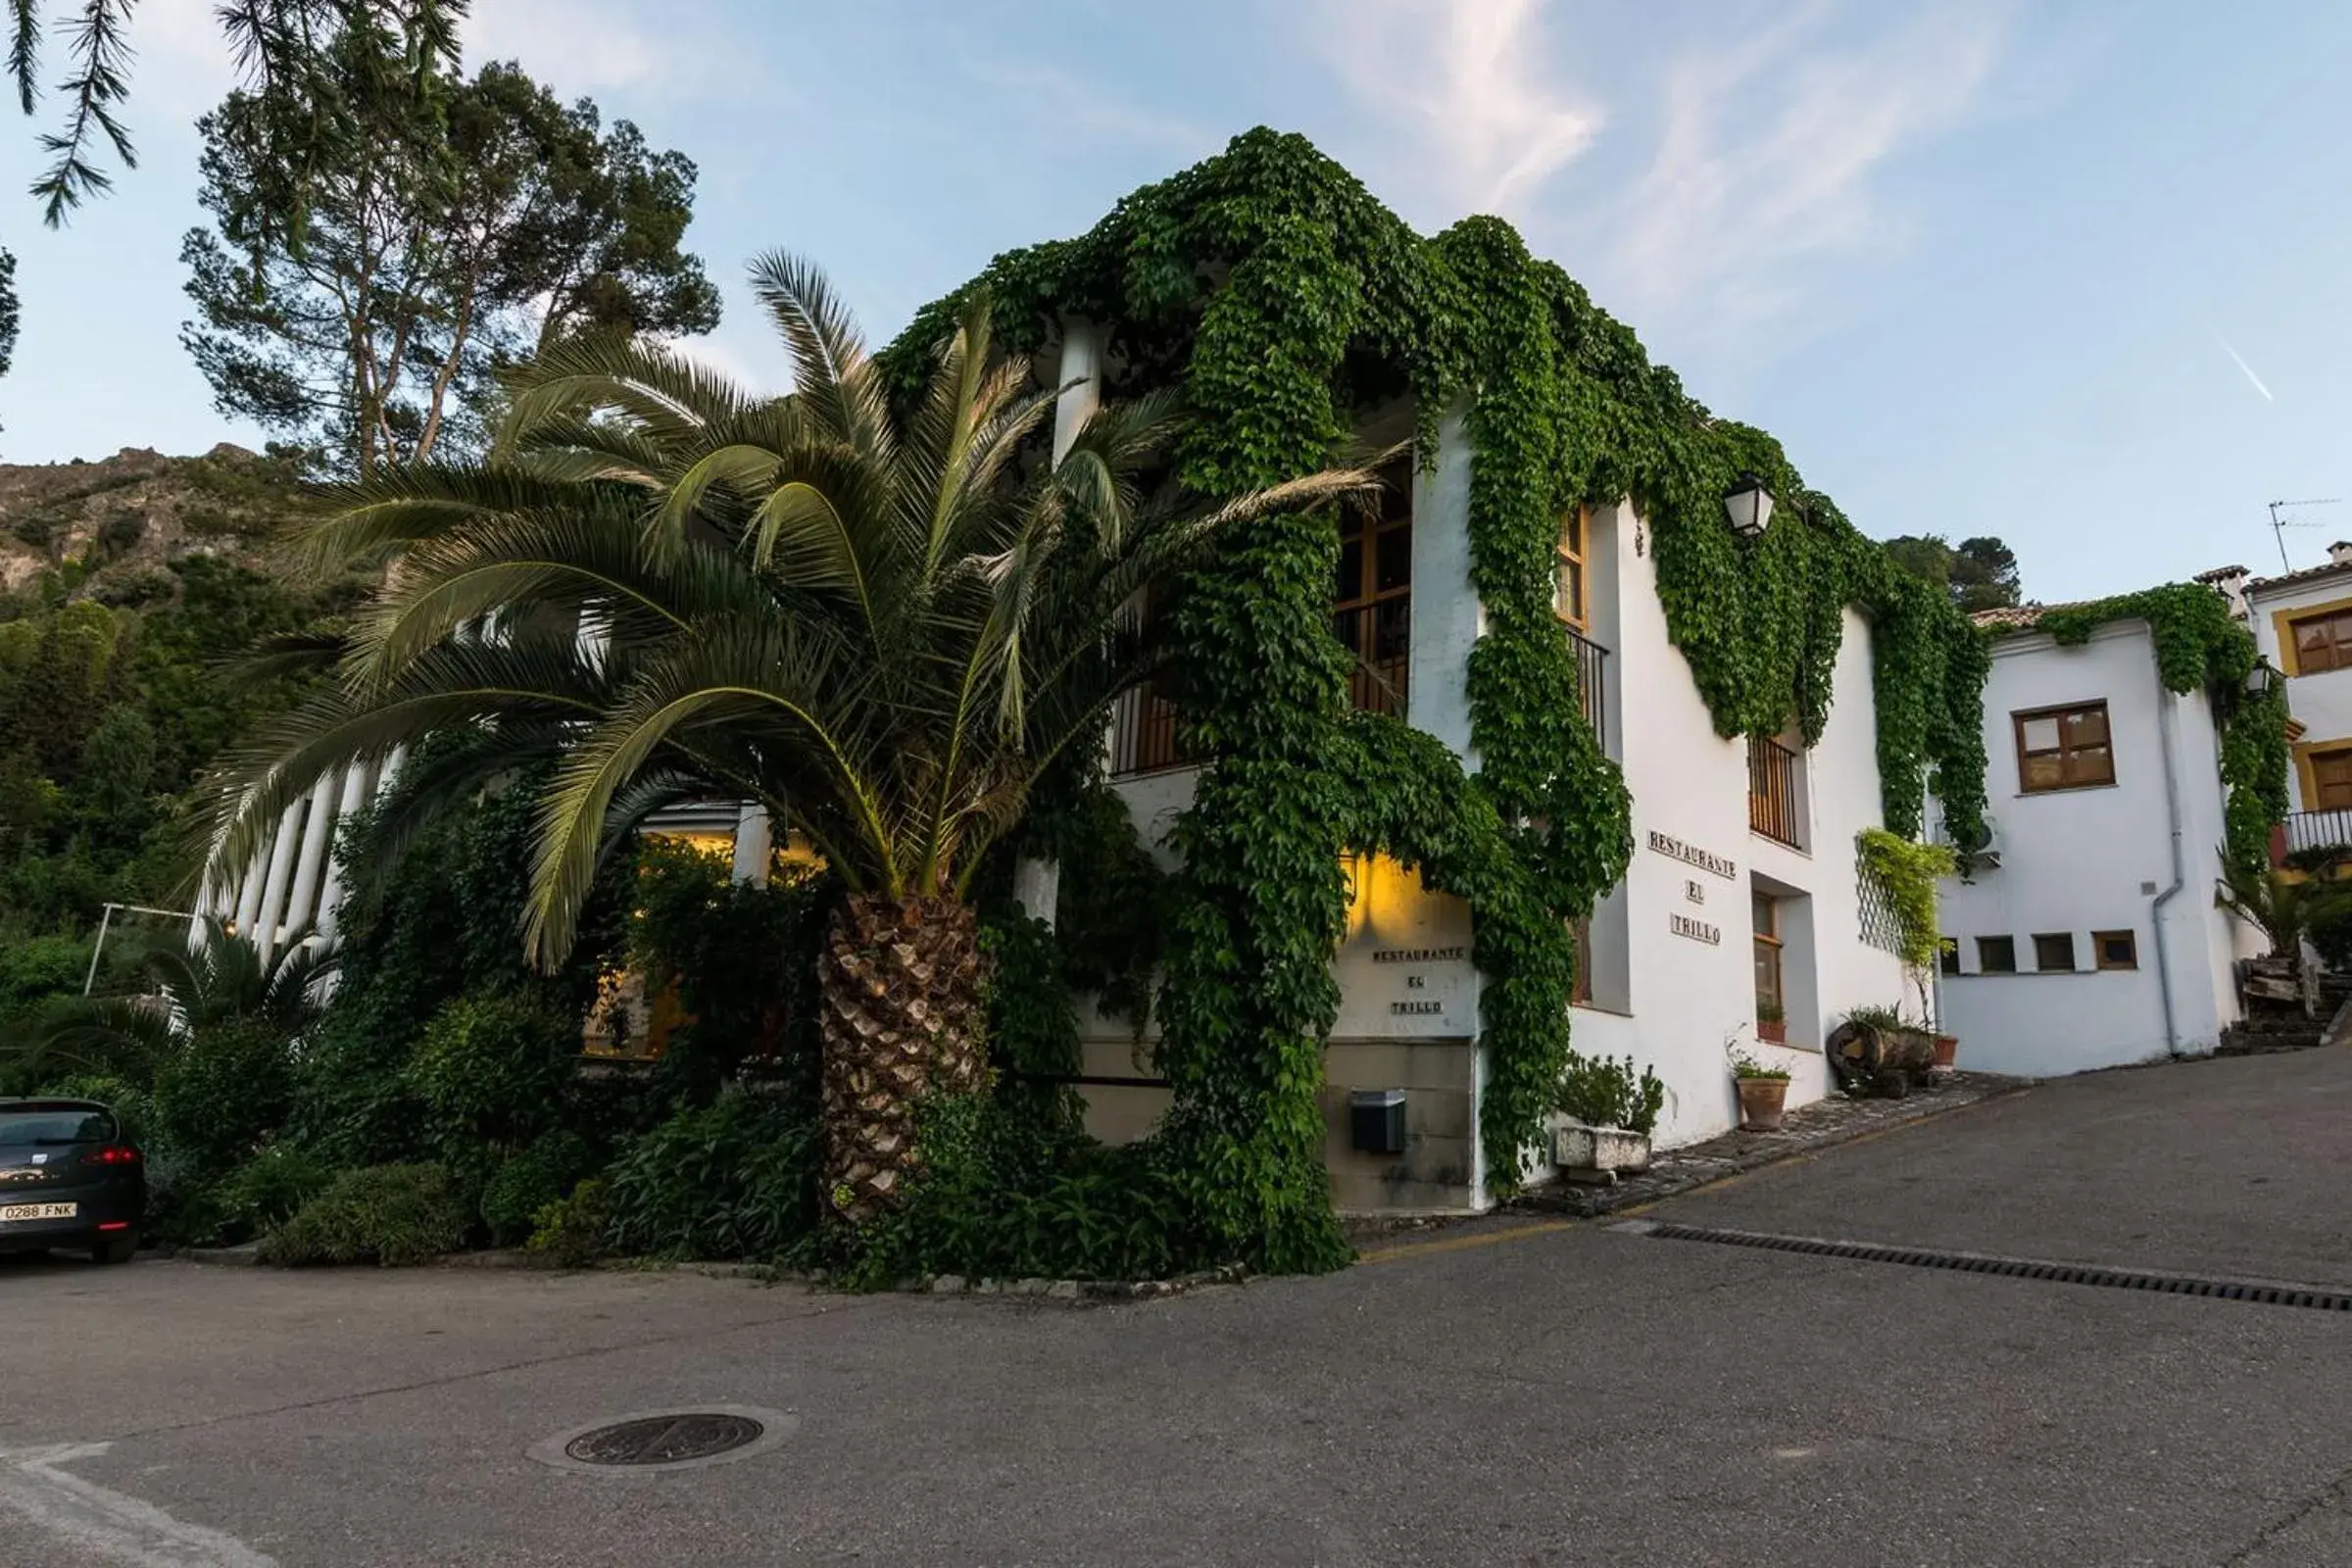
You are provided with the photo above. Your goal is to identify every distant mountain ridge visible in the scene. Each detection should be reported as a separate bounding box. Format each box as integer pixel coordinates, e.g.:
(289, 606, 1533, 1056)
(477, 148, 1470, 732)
(0, 444, 311, 606)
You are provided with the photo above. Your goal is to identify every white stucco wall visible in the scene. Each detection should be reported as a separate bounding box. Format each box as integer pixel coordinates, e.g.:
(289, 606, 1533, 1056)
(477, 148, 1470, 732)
(1566, 504, 1904, 1150)
(1936, 621, 2245, 1076)
(2248, 567, 2352, 809)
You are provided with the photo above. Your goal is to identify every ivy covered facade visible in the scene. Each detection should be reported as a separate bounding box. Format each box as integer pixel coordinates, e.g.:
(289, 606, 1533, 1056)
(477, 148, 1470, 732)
(884, 130, 1992, 1257)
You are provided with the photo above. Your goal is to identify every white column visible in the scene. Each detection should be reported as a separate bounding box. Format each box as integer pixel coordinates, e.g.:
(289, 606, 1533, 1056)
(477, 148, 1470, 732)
(1052, 317, 1103, 466)
(376, 743, 410, 801)
(251, 799, 306, 964)
(284, 770, 342, 942)
(230, 844, 268, 939)
(730, 805, 773, 886)
(315, 760, 376, 938)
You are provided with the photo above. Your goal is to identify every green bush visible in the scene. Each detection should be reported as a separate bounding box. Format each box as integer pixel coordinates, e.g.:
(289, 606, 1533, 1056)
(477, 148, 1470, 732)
(839, 1095, 1206, 1288)
(482, 1132, 596, 1247)
(408, 993, 577, 1153)
(604, 1088, 816, 1261)
(257, 1163, 466, 1267)
(1555, 1053, 1666, 1137)
(154, 1018, 298, 1175)
(210, 1143, 334, 1245)
(527, 1177, 612, 1268)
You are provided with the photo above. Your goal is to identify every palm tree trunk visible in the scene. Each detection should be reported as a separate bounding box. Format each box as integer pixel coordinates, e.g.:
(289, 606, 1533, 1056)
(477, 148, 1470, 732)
(817, 892, 988, 1223)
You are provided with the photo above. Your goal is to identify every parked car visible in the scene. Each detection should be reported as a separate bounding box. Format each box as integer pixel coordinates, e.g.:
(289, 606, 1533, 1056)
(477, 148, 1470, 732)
(0, 1098, 145, 1264)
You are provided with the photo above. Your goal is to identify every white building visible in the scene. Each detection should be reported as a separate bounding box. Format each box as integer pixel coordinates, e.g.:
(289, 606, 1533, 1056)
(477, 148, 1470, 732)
(1936, 606, 2254, 1076)
(2239, 549, 2352, 856)
(1073, 380, 1913, 1213)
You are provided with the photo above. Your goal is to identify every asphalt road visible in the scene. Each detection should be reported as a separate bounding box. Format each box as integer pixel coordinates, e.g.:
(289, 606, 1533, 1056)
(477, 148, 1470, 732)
(5, 1048, 2349, 1568)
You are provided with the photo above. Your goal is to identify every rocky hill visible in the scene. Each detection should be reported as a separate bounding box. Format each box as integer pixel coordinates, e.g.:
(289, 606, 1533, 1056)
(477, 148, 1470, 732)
(0, 444, 311, 608)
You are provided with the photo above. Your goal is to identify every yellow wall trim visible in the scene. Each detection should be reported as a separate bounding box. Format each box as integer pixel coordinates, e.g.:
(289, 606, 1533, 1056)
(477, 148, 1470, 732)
(2273, 592, 2352, 677)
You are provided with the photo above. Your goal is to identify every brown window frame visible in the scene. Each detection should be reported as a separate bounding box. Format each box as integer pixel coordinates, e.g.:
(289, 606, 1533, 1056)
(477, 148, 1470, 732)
(1333, 458, 1412, 717)
(1977, 935, 2017, 974)
(2289, 608, 2352, 675)
(1553, 504, 1589, 632)
(2033, 932, 2078, 973)
(2014, 701, 2116, 794)
(2311, 746, 2352, 810)
(2092, 929, 2138, 971)
(1752, 893, 1784, 1012)
(1571, 913, 1593, 1006)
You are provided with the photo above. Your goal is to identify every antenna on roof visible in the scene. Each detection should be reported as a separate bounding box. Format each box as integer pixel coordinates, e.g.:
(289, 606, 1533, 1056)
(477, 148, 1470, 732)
(2268, 498, 2343, 571)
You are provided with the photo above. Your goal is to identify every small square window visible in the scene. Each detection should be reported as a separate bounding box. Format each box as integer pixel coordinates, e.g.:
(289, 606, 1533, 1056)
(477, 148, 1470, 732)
(1938, 937, 1960, 976)
(2093, 930, 2138, 970)
(1977, 935, 2017, 974)
(2034, 932, 2078, 972)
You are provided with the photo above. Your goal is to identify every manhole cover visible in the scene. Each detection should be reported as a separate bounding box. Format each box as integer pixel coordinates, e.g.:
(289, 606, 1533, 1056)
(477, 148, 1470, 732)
(528, 1404, 798, 1475)
(565, 1413, 763, 1466)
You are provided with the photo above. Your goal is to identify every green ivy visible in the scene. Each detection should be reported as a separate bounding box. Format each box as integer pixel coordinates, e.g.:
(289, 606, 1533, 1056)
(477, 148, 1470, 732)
(887, 129, 1991, 1269)
(2026, 584, 2286, 875)
(1855, 827, 1957, 975)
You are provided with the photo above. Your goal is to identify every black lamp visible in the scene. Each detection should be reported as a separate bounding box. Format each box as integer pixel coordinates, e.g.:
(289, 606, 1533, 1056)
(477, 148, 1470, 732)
(1723, 472, 1775, 537)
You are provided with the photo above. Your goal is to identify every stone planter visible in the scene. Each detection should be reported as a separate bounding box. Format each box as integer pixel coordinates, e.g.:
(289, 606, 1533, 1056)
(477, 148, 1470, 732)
(1736, 1075, 1789, 1131)
(1552, 1120, 1653, 1184)
(1933, 1033, 1959, 1071)
(1756, 1019, 1788, 1046)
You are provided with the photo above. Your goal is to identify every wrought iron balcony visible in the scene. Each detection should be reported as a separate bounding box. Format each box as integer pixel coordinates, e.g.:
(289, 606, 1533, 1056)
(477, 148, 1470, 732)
(2278, 808, 2352, 862)
(1567, 624, 1607, 742)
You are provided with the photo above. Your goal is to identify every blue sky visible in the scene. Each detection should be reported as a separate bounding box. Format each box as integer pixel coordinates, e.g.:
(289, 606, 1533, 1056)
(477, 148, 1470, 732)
(2, 0, 2347, 599)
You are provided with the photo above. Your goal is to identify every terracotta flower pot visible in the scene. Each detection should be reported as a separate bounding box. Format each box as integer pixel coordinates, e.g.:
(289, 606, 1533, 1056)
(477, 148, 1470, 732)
(1737, 1075, 1788, 1131)
(1756, 1019, 1788, 1045)
(1933, 1034, 1958, 1070)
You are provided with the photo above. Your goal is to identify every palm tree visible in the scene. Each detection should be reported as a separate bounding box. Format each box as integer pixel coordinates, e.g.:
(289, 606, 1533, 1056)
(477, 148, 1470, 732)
(14, 919, 336, 1083)
(190, 254, 1372, 1223)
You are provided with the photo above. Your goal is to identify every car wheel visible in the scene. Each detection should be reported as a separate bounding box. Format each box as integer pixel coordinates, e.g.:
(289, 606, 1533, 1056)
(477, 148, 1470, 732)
(91, 1234, 137, 1265)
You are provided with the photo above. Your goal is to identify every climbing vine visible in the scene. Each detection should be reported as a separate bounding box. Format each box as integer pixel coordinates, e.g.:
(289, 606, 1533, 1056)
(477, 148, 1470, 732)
(886, 129, 1989, 1270)
(2029, 584, 2287, 875)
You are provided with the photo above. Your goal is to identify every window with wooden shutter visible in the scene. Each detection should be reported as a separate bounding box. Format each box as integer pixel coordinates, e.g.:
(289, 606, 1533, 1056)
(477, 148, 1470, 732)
(2015, 702, 2115, 793)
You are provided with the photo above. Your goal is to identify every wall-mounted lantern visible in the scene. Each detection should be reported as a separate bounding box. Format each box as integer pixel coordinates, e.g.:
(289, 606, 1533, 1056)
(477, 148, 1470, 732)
(1722, 472, 1775, 537)
(2245, 661, 2280, 698)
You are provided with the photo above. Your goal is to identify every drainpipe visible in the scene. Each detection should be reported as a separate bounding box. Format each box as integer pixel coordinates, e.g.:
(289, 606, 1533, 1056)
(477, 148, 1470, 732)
(2149, 648, 2186, 1057)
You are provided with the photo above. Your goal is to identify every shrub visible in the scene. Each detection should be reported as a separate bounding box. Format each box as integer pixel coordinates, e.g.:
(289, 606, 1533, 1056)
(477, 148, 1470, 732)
(838, 1095, 1206, 1289)
(604, 1089, 816, 1261)
(481, 1132, 596, 1247)
(154, 1017, 298, 1175)
(257, 1164, 466, 1267)
(527, 1178, 612, 1268)
(31, 1072, 153, 1144)
(408, 993, 578, 1154)
(210, 1143, 335, 1245)
(1555, 1053, 1666, 1137)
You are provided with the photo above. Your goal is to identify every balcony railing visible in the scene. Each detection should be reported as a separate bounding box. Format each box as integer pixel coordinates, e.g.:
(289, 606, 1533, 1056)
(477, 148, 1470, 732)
(1568, 625, 1607, 742)
(1748, 736, 1804, 848)
(1110, 682, 1185, 778)
(2279, 808, 2352, 861)
(1334, 599, 1410, 717)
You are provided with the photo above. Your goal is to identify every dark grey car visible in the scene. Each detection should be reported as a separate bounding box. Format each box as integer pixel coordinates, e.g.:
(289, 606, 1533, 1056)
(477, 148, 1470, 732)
(0, 1098, 145, 1263)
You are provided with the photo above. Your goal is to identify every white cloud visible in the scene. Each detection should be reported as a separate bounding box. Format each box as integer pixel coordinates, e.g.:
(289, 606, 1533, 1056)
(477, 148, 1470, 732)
(1606, 4, 2008, 329)
(2217, 333, 2275, 404)
(1319, 0, 1603, 221)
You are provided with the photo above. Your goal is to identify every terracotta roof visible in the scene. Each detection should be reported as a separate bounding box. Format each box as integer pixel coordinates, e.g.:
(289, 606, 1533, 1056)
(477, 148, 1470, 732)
(2246, 557, 2352, 595)
(2193, 564, 2251, 583)
(1971, 601, 2092, 631)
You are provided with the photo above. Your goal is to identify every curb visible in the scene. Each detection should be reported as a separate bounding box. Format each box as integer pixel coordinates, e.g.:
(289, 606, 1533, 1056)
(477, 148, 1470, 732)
(909, 1262, 1250, 1303)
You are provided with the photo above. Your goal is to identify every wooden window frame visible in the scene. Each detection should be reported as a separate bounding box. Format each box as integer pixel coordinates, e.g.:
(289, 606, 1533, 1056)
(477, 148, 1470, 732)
(1333, 458, 1413, 716)
(2014, 701, 2117, 794)
(2032, 931, 2078, 973)
(1977, 935, 2017, 974)
(2286, 606, 2352, 676)
(1752, 893, 1784, 1012)
(1553, 504, 1589, 632)
(1571, 913, 1593, 1006)
(2309, 746, 2352, 811)
(2092, 929, 2138, 971)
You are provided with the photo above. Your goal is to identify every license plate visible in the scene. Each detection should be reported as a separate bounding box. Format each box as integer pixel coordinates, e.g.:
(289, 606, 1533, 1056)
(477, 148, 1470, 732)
(0, 1202, 76, 1223)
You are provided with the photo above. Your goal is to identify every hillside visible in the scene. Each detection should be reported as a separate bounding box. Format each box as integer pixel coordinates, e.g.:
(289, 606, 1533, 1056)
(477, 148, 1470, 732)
(0, 444, 309, 608)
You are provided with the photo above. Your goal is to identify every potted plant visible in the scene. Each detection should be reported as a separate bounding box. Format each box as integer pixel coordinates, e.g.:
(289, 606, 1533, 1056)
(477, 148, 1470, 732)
(1729, 1050, 1791, 1131)
(1755, 999, 1787, 1046)
(1855, 827, 1960, 1076)
(1553, 1053, 1666, 1183)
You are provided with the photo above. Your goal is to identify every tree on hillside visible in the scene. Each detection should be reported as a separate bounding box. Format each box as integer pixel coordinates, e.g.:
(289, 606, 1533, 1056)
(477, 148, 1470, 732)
(1885, 534, 2023, 613)
(10, 0, 466, 225)
(191, 254, 1374, 1227)
(182, 39, 719, 477)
